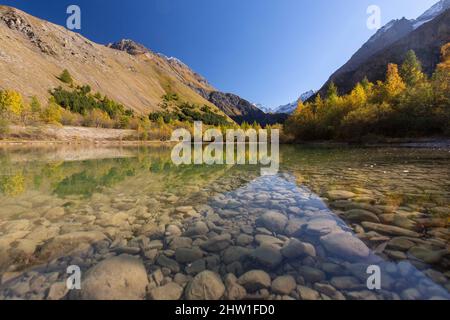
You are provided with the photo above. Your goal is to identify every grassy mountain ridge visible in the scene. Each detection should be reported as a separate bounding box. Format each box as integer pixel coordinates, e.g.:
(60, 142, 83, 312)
(0, 5, 228, 119)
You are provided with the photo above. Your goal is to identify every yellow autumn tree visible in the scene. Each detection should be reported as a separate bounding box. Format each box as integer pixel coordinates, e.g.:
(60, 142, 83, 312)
(40, 98, 63, 124)
(348, 82, 368, 108)
(293, 99, 305, 115)
(432, 43, 450, 107)
(0, 89, 24, 116)
(384, 63, 406, 99)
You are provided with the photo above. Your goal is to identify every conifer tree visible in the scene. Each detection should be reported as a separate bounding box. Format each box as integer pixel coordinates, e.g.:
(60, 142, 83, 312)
(59, 69, 73, 84)
(401, 50, 425, 86)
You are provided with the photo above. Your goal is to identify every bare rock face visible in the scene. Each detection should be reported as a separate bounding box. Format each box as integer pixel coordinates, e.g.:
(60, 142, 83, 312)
(107, 39, 150, 56)
(0, 7, 54, 55)
(77, 255, 149, 300)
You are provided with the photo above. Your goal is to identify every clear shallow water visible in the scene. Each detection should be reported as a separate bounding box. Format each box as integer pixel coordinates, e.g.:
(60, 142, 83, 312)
(0, 145, 448, 300)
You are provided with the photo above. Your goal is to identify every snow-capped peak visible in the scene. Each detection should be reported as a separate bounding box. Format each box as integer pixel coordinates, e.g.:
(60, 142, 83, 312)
(414, 0, 450, 29)
(274, 90, 315, 115)
(251, 103, 271, 113)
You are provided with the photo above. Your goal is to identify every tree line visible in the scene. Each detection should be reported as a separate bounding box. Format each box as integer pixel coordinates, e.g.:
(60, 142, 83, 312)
(284, 45, 450, 141)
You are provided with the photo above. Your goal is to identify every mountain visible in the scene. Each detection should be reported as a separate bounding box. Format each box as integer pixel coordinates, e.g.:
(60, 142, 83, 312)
(202, 91, 288, 125)
(0, 6, 237, 122)
(315, 0, 450, 98)
(253, 103, 271, 114)
(106, 40, 286, 125)
(275, 90, 315, 114)
(414, 0, 450, 28)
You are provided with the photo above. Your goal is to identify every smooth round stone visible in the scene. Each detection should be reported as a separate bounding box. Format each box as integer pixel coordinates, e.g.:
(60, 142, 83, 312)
(175, 248, 204, 264)
(166, 225, 182, 237)
(320, 232, 370, 260)
(185, 271, 225, 300)
(298, 266, 326, 283)
(344, 209, 380, 223)
(326, 190, 356, 201)
(47, 282, 68, 300)
(78, 255, 149, 300)
(271, 276, 296, 295)
(176, 206, 194, 213)
(224, 274, 247, 300)
(306, 219, 339, 236)
(148, 282, 184, 300)
(236, 234, 254, 246)
(297, 285, 320, 300)
(44, 207, 65, 220)
(379, 215, 416, 230)
(169, 237, 193, 250)
(255, 234, 284, 247)
(314, 283, 338, 297)
(257, 211, 288, 234)
(387, 237, 415, 251)
(284, 218, 308, 237)
(330, 276, 362, 290)
(320, 262, 346, 276)
(157, 255, 180, 273)
(238, 270, 271, 292)
(222, 246, 251, 265)
(251, 244, 283, 269)
(361, 222, 419, 237)
(281, 239, 316, 259)
(408, 246, 445, 264)
(186, 259, 206, 275)
(200, 234, 231, 252)
(184, 222, 209, 237)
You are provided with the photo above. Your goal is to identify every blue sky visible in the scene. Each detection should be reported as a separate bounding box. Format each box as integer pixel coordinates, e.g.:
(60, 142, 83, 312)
(1, 0, 438, 109)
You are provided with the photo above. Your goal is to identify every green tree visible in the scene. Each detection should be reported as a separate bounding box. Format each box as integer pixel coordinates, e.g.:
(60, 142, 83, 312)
(401, 50, 425, 86)
(326, 81, 339, 99)
(30, 96, 42, 113)
(59, 69, 73, 84)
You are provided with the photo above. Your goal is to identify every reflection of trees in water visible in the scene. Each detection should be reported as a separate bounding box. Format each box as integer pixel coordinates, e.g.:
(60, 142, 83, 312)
(0, 173, 25, 196)
(0, 147, 262, 198)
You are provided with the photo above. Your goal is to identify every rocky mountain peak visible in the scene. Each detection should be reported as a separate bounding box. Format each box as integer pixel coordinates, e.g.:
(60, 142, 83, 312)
(107, 39, 151, 56)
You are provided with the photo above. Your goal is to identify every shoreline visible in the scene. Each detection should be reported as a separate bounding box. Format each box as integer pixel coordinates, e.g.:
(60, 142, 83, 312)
(1, 125, 449, 149)
(0, 139, 175, 147)
(1, 138, 449, 149)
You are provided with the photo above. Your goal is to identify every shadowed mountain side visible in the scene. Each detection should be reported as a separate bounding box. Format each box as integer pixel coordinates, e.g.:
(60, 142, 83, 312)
(315, 8, 450, 98)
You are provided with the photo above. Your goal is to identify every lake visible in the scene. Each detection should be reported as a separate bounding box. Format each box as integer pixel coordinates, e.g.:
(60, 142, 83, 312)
(0, 144, 449, 300)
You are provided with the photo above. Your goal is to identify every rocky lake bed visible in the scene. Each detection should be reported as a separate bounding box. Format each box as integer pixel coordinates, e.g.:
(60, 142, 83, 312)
(0, 145, 448, 300)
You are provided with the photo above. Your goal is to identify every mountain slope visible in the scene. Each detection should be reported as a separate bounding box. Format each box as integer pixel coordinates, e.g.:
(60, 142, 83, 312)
(316, 1, 450, 97)
(203, 91, 288, 125)
(0, 6, 227, 118)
